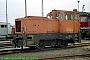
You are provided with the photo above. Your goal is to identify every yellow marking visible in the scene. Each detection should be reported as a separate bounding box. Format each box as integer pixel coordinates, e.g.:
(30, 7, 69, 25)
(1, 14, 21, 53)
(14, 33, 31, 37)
(23, 40, 26, 47)
(10, 39, 12, 44)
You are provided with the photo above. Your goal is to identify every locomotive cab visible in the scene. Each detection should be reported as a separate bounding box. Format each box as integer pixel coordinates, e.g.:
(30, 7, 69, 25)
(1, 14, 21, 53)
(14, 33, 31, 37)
(47, 10, 80, 34)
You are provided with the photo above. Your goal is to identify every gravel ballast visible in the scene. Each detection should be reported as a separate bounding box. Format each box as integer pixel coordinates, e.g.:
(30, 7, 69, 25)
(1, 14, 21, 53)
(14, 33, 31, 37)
(0, 46, 90, 59)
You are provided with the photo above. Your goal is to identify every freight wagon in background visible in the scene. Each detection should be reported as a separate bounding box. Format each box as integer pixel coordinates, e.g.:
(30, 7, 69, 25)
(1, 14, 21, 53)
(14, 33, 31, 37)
(0, 22, 12, 35)
(79, 12, 90, 39)
(7, 9, 81, 49)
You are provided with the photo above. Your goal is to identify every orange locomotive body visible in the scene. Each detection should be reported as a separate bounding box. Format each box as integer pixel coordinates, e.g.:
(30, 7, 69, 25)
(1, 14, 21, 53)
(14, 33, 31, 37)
(10, 10, 80, 49)
(15, 16, 58, 34)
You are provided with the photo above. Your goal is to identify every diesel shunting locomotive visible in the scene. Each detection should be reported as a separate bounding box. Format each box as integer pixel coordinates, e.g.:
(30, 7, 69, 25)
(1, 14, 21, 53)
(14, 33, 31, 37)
(7, 10, 80, 49)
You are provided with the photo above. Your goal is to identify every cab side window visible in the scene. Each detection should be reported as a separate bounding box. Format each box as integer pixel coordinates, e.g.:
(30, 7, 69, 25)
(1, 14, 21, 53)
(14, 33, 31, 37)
(66, 14, 73, 20)
(47, 15, 52, 19)
(56, 13, 62, 20)
(74, 14, 78, 20)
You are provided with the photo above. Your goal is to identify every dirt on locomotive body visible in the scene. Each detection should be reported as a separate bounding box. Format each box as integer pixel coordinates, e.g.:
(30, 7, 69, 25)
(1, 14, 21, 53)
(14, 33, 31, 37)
(7, 10, 81, 49)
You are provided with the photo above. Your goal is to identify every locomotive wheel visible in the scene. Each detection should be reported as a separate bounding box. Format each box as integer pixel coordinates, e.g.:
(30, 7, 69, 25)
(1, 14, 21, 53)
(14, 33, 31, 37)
(59, 40, 68, 48)
(14, 44, 16, 48)
(37, 41, 45, 50)
(51, 41, 56, 47)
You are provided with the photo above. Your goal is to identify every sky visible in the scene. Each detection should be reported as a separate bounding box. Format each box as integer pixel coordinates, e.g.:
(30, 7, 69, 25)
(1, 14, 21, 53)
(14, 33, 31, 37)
(0, 0, 90, 25)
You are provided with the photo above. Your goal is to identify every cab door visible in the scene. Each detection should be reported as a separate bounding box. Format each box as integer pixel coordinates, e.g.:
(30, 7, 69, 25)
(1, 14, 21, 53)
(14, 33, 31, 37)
(61, 13, 74, 33)
(73, 14, 80, 33)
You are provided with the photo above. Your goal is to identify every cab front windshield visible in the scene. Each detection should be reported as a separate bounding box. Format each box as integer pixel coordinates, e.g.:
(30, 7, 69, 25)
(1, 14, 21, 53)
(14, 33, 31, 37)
(80, 17, 87, 22)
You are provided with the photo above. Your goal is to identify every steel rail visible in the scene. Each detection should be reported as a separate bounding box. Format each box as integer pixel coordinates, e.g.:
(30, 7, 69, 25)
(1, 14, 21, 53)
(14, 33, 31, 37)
(0, 42, 90, 55)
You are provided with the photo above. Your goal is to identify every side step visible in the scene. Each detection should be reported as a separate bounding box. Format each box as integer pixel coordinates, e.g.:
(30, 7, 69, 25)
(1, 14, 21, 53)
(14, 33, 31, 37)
(75, 33, 81, 43)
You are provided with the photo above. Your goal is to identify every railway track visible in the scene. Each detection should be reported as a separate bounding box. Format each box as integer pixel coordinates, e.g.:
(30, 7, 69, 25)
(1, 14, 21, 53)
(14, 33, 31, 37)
(68, 42, 90, 47)
(39, 54, 90, 60)
(0, 41, 13, 49)
(0, 42, 90, 55)
(0, 36, 6, 41)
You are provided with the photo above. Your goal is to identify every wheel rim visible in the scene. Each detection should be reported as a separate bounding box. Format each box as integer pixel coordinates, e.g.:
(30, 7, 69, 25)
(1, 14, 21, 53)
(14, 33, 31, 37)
(60, 41, 68, 48)
(37, 42, 45, 50)
(51, 41, 56, 47)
